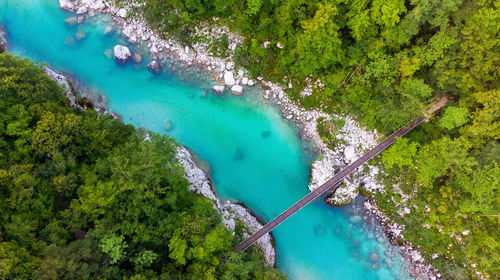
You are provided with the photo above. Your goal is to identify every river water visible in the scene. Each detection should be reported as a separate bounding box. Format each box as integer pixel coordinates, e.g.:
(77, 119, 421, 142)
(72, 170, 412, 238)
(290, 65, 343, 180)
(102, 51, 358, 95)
(0, 1, 414, 279)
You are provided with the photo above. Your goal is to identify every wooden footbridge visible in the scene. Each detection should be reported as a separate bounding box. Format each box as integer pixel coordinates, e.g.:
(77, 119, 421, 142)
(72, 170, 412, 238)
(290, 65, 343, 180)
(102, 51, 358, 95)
(234, 97, 449, 252)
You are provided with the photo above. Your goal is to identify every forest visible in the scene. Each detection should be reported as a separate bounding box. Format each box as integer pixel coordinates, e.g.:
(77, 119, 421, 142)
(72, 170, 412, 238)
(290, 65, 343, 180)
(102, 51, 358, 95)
(0, 53, 285, 279)
(120, 0, 499, 278)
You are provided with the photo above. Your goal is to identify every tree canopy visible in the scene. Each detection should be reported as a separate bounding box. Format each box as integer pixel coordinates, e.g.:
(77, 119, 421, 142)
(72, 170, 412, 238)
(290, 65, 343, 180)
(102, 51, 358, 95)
(0, 53, 284, 279)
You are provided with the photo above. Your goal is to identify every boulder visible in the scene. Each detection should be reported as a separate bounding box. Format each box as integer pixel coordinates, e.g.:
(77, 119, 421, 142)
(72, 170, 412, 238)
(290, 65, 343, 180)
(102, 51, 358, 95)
(132, 53, 142, 64)
(148, 60, 161, 74)
(118, 8, 127, 18)
(247, 79, 255, 86)
(113, 45, 131, 63)
(212, 84, 225, 94)
(231, 85, 243, 95)
(77, 16, 85, 24)
(344, 145, 356, 163)
(241, 77, 248, 85)
(128, 35, 138, 44)
(76, 6, 88, 14)
(224, 71, 235, 86)
(59, 0, 75, 11)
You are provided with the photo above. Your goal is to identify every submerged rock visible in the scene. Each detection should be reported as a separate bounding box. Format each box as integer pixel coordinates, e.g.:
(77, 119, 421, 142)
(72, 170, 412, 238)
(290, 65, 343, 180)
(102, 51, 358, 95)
(148, 60, 161, 74)
(369, 252, 380, 262)
(132, 53, 142, 64)
(261, 130, 271, 138)
(104, 25, 113, 35)
(65, 17, 77, 25)
(103, 49, 113, 59)
(231, 85, 243, 95)
(233, 147, 245, 161)
(75, 30, 86, 40)
(113, 45, 131, 64)
(164, 120, 173, 131)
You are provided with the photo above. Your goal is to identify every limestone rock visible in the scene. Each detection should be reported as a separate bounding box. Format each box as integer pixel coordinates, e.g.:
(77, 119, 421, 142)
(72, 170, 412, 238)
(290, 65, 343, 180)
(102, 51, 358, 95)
(344, 145, 356, 163)
(113, 45, 131, 63)
(148, 60, 161, 74)
(212, 84, 225, 94)
(223, 71, 235, 86)
(308, 155, 342, 191)
(118, 8, 127, 18)
(241, 77, 248, 85)
(59, 0, 75, 11)
(231, 85, 243, 95)
(76, 6, 88, 14)
(325, 179, 359, 206)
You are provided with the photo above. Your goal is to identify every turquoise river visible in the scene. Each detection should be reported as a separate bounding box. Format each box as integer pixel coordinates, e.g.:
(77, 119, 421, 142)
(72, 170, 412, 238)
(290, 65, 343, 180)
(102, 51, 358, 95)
(0, 1, 414, 279)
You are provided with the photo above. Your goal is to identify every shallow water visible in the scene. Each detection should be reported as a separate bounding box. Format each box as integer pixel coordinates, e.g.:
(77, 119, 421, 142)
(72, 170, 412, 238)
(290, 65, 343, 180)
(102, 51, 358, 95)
(0, 1, 413, 279)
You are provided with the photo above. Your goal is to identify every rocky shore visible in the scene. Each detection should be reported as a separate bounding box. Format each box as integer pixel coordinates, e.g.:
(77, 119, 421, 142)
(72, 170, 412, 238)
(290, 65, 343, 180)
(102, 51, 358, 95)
(57, 0, 438, 277)
(176, 146, 276, 266)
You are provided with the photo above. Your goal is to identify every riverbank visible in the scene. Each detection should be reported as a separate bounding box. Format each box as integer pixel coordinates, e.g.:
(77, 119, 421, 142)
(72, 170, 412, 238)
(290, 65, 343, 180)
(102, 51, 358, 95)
(57, 1, 438, 278)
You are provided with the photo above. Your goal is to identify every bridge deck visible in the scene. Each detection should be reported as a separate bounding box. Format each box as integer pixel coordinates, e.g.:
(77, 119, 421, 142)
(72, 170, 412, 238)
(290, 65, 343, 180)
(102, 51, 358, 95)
(234, 116, 426, 252)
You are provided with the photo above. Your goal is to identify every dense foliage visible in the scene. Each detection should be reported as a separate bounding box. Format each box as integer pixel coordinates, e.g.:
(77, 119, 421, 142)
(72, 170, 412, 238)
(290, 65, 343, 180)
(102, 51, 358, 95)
(0, 53, 285, 279)
(121, 0, 500, 278)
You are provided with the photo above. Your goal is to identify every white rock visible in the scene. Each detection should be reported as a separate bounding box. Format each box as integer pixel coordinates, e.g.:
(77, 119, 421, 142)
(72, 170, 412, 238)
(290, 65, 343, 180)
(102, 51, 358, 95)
(224, 71, 235, 86)
(344, 146, 356, 163)
(241, 77, 248, 85)
(118, 8, 127, 18)
(231, 85, 243, 95)
(226, 61, 234, 70)
(308, 155, 341, 191)
(113, 45, 131, 63)
(184, 45, 189, 54)
(263, 41, 270, 48)
(212, 84, 225, 93)
(76, 6, 88, 14)
(59, 0, 74, 10)
(247, 79, 255, 86)
(277, 42, 284, 49)
(128, 35, 138, 44)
